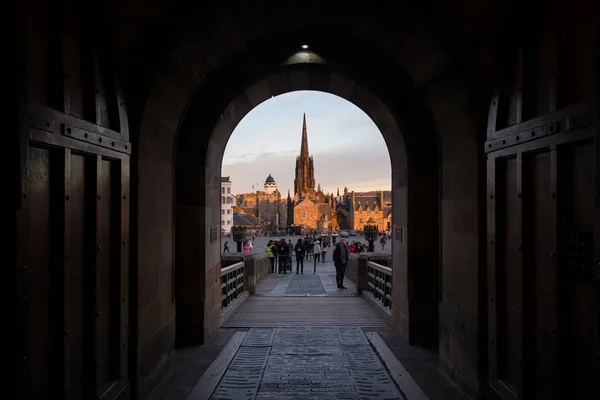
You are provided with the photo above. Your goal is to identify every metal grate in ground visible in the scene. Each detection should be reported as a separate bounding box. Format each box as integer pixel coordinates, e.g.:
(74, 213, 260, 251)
(211, 345, 270, 400)
(210, 327, 405, 400)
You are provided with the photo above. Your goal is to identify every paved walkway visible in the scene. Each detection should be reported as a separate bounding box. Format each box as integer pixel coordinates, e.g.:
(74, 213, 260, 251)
(147, 260, 470, 400)
(211, 327, 405, 400)
(255, 260, 357, 297)
(213, 262, 409, 399)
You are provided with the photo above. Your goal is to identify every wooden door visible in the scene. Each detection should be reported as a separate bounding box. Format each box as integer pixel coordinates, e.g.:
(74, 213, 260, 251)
(555, 140, 598, 399)
(17, 105, 131, 400)
(487, 127, 598, 400)
(16, 1, 132, 397)
(485, 1, 598, 397)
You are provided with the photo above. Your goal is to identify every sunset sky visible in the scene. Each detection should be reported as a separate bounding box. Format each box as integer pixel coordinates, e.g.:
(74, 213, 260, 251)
(222, 90, 391, 196)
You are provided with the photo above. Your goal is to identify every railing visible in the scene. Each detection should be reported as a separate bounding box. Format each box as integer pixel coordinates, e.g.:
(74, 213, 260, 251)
(366, 261, 392, 314)
(221, 261, 245, 310)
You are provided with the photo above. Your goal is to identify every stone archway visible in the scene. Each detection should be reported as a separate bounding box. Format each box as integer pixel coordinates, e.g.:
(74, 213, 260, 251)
(137, 26, 481, 395)
(172, 31, 442, 344)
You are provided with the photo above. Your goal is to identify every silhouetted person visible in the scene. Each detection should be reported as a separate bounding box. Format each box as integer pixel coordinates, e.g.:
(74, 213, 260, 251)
(223, 241, 229, 253)
(303, 237, 311, 259)
(294, 239, 305, 274)
(278, 238, 290, 273)
(333, 238, 349, 289)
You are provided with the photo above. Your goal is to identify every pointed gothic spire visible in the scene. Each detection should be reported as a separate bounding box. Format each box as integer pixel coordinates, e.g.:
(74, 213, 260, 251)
(287, 189, 291, 199)
(300, 113, 309, 157)
(337, 187, 340, 196)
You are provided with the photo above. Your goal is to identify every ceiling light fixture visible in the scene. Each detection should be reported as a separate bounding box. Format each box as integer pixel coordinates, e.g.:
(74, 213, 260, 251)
(301, 44, 309, 49)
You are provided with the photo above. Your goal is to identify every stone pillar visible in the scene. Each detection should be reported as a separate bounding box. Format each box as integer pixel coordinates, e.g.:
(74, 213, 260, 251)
(244, 254, 257, 295)
(242, 254, 270, 295)
(356, 254, 369, 295)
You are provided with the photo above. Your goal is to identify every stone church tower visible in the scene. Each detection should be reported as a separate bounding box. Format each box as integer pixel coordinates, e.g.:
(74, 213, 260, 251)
(263, 173, 277, 194)
(293, 113, 315, 197)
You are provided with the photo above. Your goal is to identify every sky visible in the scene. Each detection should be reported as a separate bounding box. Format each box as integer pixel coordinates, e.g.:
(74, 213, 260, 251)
(222, 90, 391, 197)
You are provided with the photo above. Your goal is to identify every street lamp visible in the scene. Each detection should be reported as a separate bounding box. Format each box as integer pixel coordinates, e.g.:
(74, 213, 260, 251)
(231, 225, 247, 252)
(363, 217, 379, 252)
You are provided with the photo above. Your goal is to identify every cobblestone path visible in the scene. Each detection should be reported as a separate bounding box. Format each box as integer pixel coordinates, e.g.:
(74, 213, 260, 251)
(211, 327, 405, 400)
(257, 261, 357, 297)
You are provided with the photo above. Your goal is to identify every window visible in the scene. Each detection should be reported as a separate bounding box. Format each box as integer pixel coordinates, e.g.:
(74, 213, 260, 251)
(221, 220, 225, 225)
(227, 187, 230, 194)
(227, 221, 230, 225)
(227, 209, 231, 214)
(222, 187, 225, 194)
(221, 209, 225, 215)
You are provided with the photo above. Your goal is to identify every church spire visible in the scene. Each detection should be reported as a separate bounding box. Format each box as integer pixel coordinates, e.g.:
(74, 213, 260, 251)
(300, 113, 309, 157)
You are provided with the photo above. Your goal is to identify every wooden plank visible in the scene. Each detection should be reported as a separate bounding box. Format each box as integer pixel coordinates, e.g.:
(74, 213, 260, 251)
(222, 297, 390, 327)
(27, 146, 52, 398)
(487, 154, 498, 384)
(515, 48, 524, 124)
(186, 332, 247, 400)
(487, 90, 500, 138)
(366, 332, 429, 400)
(118, 157, 130, 385)
(61, 3, 83, 117)
(62, 148, 72, 398)
(69, 153, 86, 398)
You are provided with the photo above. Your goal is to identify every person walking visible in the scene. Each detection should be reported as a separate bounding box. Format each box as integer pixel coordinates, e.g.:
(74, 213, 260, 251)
(313, 240, 322, 273)
(265, 240, 275, 273)
(332, 238, 349, 289)
(321, 240, 328, 262)
(278, 238, 290, 273)
(303, 236, 311, 260)
(294, 238, 305, 274)
(223, 241, 230, 253)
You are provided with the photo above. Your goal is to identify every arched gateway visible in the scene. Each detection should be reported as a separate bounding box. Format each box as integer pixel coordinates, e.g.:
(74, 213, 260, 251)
(12, 1, 598, 399)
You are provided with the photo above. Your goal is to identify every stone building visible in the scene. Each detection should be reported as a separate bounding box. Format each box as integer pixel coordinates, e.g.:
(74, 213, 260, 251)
(220, 176, 235, 234)
(288, 115, 390, 233)
(288, 114, 333, 230)
(235, 174, 287, 230)
(334, 188, 392, 232)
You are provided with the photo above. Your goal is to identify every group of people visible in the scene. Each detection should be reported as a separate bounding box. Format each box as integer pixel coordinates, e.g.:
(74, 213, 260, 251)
(224, 235, 350, 289)
(263, 237, 349, 289)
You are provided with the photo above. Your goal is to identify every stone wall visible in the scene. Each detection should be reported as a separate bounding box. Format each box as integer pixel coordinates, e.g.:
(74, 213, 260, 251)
(346, 254, 360, 282)
(341, 253, 391, 291)
(242, 253, 271, 294)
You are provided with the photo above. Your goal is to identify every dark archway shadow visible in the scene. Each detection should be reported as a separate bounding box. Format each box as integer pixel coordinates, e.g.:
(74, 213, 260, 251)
(172, 30, 440, 349)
